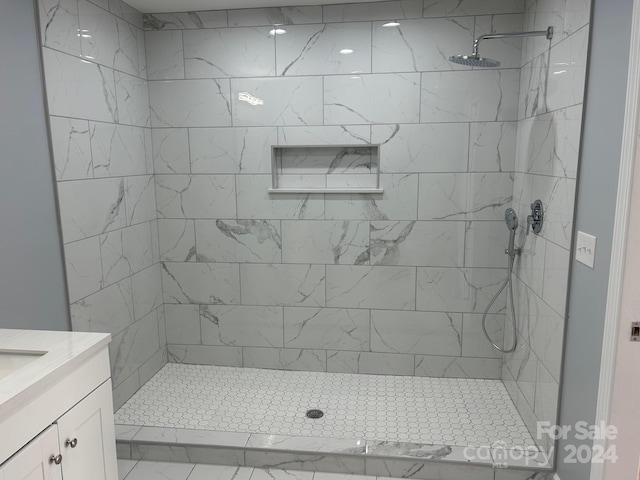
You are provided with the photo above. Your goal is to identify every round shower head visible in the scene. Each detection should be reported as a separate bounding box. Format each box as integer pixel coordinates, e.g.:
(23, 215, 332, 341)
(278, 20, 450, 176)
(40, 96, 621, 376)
(505, 208, 518, 231)
(449, 54, 501, 68)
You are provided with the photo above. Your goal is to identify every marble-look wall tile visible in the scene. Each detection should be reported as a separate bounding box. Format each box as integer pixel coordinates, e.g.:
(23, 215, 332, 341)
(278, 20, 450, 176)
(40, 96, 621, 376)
(152, 128, 190, 174)
(243, 347, 327, 371)
(79, 0, 139, 76)
(534, 361, 559, 428)
(531, 175, 576, 250)
(371, 310, 463, 355)
(279, 125, 370, 145)
(108, 0, 143, 28)
(71, 277, 134, 335)
(228, 6, 322, 26)
(201, 305, 284, 347)
(43, 48, 118, 123)
(276, 23, 371, 76)
(190, 127, 277, 174)
(131, 264, 163, 320)
(49, 116, 92, 181)
(112, 372, 140, 409)
(149, 79, 232, 127)
(143, 11, 227, 30)
(416, 267, 507, 313)
(155, 175, 236, 219)
(332, 351, 415, 375)
(90, 122, 146, 177)
(165, 304, 201, 344)
(372, 123, 468, 174)
(138, 345, 168, 385)
(418, 173, 513, 221)
(284, 307, 370, 351)
(469, 122, 517, 173)
(372, 17, 474, 73)
(414, 355, 502, 379)
(370, 221, 464, 267)
(196, 219, 282, 263)
(64, 237, 103, 303)
(115, 72, 150, 127)
(99, 222, 153, 286)
(461, 313, 504, 358)
(137, 26, 147, 78)
(168, 344, 243, 367)
(563, 0, 591, 38)
(231, 77, 323, 127)
(125, 175, 156, 225)
(110, 309, 160, 386)
(474, 14, 525, 70)
(518, 50, 549, 120)
(324, 74, 421, 125)
(326, 265, 416, 310)
(366, 459, 494, 479)
(323, 0, 423, 22)
(325, 174, 418, 221)
(184, 27, 276, 78)
(514, 229, 546, 298)
(281, 220, 369, 265)
(240, 264, 325, 307)
(39, 0, 81, 55)
(465, 221, 510, 268)
(236, 175, 324, 219)
(145, 30, 184, 80)
(423, 0, 525, 17)
(421, 70, 519, 122)
(57, 177, 125, 243)
(161, 262, 240, 304)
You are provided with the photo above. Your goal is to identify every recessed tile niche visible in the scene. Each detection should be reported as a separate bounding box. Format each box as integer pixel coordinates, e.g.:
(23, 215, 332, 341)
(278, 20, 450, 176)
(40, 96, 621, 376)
(269, 145, 382, 193)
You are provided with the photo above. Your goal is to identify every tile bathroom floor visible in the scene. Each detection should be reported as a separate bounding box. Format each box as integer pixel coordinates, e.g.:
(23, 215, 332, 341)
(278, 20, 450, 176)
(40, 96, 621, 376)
(115, 363, 536, 449)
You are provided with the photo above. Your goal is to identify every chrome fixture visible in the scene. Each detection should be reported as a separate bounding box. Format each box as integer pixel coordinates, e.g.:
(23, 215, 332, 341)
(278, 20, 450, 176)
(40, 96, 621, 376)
(527, 199, 544, 235)
(449, 26, 554, 68)
(481, 208, 521, 353)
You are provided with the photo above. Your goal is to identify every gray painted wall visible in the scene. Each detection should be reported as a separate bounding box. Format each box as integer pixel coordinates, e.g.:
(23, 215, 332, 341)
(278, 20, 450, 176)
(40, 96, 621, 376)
(557, 0, 633, 478)
(0, 0, 70, 331)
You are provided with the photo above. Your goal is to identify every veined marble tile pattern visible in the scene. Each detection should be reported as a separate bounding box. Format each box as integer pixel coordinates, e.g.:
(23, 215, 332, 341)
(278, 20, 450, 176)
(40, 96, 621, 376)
(37, 0, 166, 411)
(115, 364, 536, 450)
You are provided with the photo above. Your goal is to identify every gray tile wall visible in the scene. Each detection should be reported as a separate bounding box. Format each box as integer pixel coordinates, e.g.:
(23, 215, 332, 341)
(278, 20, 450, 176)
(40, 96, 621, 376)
(144, 0, 526, 379)
(37, 0, 166, 409)
(504, 0, 591, 453)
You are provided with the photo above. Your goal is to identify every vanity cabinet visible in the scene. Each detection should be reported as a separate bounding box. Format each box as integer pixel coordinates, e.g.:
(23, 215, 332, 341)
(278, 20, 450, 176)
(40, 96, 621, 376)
(0, 330, 116, 480)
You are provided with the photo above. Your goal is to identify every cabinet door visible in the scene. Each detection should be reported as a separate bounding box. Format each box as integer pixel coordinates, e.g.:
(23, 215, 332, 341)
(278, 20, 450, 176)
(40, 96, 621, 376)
(55, 380, 117, 480)
(0, 425, 62, 480)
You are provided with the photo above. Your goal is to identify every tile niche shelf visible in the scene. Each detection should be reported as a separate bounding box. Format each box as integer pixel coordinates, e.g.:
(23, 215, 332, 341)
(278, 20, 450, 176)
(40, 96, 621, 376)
(269, 144, 382, 194)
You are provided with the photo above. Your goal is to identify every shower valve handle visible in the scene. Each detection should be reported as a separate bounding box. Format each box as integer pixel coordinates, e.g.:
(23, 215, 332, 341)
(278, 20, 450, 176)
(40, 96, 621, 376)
(527, 200, 544, 235)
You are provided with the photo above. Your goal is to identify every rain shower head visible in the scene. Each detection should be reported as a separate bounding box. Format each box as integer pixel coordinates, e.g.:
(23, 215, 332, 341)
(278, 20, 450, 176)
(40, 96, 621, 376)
(449, 54, 501, 68)
(449, 26, 554, 68)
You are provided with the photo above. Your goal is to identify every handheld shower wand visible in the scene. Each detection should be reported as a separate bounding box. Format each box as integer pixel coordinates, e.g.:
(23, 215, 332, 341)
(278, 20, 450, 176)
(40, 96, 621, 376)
(482, 208, 520, 353)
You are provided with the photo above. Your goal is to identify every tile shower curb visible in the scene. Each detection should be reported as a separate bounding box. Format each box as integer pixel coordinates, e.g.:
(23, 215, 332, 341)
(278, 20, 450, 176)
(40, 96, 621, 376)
(115, 425, 552, 478)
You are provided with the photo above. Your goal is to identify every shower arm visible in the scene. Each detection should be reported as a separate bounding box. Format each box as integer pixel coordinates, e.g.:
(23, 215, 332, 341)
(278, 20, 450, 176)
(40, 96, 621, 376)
(472, 26, 554, 57)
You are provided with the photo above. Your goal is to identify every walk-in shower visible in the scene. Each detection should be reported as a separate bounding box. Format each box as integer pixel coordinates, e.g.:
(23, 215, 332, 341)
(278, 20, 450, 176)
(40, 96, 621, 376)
(449, 26, 554, 67)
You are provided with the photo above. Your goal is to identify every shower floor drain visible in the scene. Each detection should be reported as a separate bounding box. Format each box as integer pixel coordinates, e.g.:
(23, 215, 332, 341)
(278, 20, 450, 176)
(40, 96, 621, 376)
(306, 409, 324, 419)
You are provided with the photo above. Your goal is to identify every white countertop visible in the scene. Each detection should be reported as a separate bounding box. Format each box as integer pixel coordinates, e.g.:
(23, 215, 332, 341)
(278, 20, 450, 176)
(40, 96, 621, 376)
(0, 329, 110, 423)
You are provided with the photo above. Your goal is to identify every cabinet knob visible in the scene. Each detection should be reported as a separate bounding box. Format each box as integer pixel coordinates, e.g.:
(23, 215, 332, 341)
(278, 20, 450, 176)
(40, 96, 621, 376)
(65, 438, 78, 448)
(49, 454, 63, 465)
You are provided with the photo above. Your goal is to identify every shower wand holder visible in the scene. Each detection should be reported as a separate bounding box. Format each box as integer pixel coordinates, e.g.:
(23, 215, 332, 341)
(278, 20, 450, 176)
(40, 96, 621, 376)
(527, 200, 544, 235)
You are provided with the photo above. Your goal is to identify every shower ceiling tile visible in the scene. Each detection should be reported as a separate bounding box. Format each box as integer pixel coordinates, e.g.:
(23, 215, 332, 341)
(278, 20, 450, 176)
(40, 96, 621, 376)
(372, 17, 474, 73)
(372, 123, 468, 174)
(324, 74, 420, 125)
(276, 22, 371, 76)
(323, 0, 422, 23)
(231, 77, 323, 127)
(184, 27, 276, 79)
(149, 79, 232, 128)
(420, 70, 519, 123)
